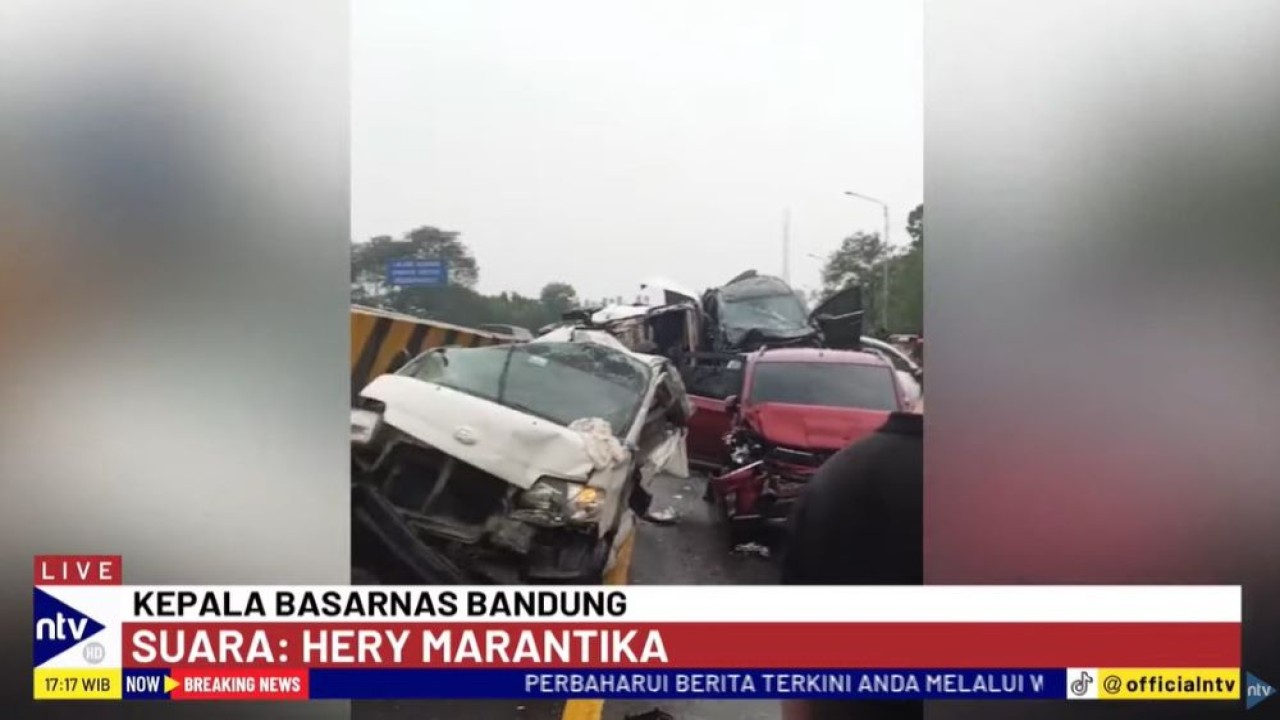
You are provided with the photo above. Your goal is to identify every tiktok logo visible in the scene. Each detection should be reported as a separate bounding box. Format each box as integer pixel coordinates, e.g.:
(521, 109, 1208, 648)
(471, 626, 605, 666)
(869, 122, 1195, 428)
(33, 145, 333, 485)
(1070, 671, 1094, 697)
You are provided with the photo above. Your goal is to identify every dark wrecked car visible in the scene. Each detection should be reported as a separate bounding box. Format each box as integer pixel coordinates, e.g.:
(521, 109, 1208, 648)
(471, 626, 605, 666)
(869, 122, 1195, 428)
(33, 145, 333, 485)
(546, 275, 878, 468)
(350, 328, 693, 584)
(700, 270, 863, 353)
(545, 273, 864, 364)
(694, 346, 907, 542)
(677, 279, 869, 471)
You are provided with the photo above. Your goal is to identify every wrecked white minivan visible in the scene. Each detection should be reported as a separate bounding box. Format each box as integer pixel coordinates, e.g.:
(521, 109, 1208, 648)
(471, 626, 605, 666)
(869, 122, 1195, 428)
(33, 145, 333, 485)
(351, 328, 693, 584)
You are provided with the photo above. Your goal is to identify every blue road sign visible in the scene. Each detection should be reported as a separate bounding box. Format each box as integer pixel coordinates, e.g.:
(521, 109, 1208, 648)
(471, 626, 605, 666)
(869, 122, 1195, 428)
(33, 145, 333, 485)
(387, 258, 448, 287)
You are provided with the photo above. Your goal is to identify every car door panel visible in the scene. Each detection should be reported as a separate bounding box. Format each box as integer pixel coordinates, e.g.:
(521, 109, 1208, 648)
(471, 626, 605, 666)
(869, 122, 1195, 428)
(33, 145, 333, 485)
(687, 395, 730, 468)
(810, 284, 865, 350)
(677, 352, 745, 470)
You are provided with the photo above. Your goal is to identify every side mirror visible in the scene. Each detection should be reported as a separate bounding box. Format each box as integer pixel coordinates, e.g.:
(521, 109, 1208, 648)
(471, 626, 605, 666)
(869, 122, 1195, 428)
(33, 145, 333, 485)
(724, 394, 740, 413)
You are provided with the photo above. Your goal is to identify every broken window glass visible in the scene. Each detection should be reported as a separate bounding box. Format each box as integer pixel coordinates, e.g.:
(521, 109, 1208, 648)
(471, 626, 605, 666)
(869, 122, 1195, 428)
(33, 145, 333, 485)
(399, 343, 651, 435)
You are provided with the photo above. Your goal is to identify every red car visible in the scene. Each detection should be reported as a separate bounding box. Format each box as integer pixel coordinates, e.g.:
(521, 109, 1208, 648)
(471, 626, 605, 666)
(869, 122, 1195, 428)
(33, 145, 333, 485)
(682, 347, 907, 540)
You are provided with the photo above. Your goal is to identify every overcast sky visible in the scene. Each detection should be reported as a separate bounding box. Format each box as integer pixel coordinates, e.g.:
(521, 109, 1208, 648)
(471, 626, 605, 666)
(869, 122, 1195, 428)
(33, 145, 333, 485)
(353, 0, 921, 301)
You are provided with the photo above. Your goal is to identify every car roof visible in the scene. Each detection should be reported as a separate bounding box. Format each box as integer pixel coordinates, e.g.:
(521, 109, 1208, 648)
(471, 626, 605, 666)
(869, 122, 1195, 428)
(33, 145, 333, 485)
(530, 326, 668, 370)
(750, 347, 890, 367)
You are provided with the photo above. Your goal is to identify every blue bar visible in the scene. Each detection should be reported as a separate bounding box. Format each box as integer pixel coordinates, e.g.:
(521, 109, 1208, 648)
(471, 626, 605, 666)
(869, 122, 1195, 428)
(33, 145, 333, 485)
(121, 669, 171, 700)
(310, 669, 1066, 700)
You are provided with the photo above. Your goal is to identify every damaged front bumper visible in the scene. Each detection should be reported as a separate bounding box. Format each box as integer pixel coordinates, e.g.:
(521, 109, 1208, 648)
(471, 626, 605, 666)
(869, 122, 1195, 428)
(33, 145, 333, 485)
(352, 434, 618, 585)
(712, 450, 828, 529)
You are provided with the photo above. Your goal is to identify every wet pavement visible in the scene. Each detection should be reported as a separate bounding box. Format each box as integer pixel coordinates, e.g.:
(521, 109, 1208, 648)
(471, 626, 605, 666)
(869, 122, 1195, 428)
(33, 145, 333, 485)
(602, 470, 781, 720)
(354, 471, 783, 720)
(627, 470, 780, 585)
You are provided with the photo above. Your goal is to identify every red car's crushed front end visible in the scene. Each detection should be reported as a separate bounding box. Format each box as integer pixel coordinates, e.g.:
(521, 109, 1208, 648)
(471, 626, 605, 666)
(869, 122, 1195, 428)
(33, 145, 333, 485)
(714, 452, 829, 529)
(711, 403, 890, 534)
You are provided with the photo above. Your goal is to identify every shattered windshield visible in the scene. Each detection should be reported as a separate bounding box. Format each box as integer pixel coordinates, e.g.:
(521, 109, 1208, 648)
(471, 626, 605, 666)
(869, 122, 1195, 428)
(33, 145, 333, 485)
(715, 275, 812, 343)
(719, 293, 812, 342)
(398, 342, 651, 436)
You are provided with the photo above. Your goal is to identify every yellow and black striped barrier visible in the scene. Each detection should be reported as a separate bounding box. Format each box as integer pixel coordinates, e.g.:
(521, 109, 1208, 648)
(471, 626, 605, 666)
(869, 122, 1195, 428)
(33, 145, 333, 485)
(350, 305, 518, 400)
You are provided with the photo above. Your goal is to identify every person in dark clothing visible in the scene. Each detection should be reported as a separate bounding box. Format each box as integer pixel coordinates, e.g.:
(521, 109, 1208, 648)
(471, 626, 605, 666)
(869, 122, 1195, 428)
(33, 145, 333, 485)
(780, 410, 923, 720)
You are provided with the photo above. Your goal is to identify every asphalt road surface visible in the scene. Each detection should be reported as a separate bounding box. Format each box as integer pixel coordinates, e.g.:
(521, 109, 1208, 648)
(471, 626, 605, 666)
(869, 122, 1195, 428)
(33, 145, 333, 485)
(354, 470, 783, 720)
(601, 469, 781, 720)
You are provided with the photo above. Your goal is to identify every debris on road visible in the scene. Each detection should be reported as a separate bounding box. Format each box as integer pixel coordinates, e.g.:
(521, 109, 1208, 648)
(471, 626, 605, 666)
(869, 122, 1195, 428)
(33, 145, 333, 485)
(732, 541, 771, 558)
(643, 506, 680, 525)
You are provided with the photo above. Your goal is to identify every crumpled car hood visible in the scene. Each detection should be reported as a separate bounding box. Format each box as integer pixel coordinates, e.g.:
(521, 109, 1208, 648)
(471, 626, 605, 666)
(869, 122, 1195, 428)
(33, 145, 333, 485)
(359, 374, 631, 490)
(745, 402, 889, 452)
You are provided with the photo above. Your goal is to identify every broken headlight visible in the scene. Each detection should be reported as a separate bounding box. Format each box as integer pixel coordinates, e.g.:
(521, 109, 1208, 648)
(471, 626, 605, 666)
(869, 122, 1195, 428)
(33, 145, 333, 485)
(350, 408, 381, 445)
(517, 478, 607, 526)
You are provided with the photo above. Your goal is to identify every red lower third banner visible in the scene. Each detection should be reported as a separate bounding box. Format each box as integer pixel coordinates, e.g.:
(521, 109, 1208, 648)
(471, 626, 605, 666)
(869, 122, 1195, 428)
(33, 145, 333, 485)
(120, 622, 1240, 669)
(169, 668, 308, 700)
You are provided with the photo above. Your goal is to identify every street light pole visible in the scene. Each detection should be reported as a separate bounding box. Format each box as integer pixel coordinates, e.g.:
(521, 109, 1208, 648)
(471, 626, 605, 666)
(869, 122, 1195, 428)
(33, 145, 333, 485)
(843, 190, 891, 333)
(782, 208, 791, 285)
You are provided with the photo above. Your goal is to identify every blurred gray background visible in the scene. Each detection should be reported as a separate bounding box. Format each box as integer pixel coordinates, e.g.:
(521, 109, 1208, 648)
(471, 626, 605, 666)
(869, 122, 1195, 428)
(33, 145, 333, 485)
(926, 0, 1280, 718)
(0, 1, 349, 717)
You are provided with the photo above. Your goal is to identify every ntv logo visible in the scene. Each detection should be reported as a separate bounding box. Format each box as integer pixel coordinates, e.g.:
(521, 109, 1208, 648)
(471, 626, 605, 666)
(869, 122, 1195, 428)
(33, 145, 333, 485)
(35, 613, 89, 642)
(33, 588, 106, 667)
(1246, 673, 1274, 711)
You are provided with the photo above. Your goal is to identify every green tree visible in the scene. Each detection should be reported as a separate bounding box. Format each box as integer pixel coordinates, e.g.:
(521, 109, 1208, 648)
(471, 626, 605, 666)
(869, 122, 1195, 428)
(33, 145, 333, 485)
(886, 246, 922, 334)
(401, 226, 479, 287)
(350, 226, 479, 290)
(539, 282, 579, 317)
(820, 231, 888, 293)
(820, 231, 890, 331)
(350, 234, 396, 307)
(818, 202, 924, 335)
(351, 226, 481, 316)
(886, 203, 923, 333)
(906, 203, 923, 247)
